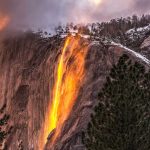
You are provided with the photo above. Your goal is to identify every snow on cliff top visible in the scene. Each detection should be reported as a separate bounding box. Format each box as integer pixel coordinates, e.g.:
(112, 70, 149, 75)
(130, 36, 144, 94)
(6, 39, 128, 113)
(111, 41, 150, 65)
(126, 24, 150, 34)
(126, 24, 150, 41)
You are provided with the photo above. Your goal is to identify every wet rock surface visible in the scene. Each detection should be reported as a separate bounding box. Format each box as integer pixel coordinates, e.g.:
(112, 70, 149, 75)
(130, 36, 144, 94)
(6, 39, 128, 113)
(45, 46, 115, 150)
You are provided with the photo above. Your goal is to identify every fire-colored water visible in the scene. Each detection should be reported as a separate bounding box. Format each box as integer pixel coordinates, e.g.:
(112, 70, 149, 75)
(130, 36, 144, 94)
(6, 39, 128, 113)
(39, 35, 88, 149)
(0, 15, 10, 31)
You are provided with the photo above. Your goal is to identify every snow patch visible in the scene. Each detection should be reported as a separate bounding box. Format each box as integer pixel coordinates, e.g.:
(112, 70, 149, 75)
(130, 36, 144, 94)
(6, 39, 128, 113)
(126, 24, 150, 41)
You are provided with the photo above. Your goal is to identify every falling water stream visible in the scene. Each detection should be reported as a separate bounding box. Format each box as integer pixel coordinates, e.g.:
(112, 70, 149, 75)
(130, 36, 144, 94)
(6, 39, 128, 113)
(39, 35, 88, 149)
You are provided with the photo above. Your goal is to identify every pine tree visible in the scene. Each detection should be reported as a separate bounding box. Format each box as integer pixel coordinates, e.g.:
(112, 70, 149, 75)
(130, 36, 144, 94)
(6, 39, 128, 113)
(0, 105, 10, 144)
(0, 115, 9, 142)
(82, 54, 150, 150)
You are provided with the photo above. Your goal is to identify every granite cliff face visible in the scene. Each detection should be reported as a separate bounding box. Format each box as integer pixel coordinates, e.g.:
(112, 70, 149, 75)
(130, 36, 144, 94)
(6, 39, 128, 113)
(0, 33, 61, 150)
(0, 32, 149, 150)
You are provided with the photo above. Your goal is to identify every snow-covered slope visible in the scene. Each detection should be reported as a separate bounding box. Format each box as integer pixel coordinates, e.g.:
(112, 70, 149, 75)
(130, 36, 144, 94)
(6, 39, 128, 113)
(126, 24, 150, 41)
(111, 41, 150, 65)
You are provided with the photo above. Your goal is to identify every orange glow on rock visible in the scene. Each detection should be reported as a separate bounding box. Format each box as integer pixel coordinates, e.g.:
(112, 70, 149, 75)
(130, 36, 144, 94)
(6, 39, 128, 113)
(0, 15, 10, 31)
(39, 35, 88, 149)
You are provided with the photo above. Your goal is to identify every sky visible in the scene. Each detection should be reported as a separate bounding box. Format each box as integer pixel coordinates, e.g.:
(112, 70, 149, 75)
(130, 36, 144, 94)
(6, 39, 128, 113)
(0, 0, 150, 30)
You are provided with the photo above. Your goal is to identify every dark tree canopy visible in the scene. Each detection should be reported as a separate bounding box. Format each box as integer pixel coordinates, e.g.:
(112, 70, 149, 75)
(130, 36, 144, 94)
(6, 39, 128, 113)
(83, 54, 150, 150)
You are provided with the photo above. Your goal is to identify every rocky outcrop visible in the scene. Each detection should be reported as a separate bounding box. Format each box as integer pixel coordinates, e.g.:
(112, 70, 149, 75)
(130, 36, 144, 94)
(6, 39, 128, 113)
(141, 36, 150, 49)
(0, 33, 149, 150)
(140, 36, 150, 59)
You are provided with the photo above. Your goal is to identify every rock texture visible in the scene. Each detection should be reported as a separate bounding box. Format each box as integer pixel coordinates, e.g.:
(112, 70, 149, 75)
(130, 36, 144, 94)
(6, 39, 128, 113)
(141, 36, 150, 49)
(140, 36, 150, 59)
(0, 33, 149, 150)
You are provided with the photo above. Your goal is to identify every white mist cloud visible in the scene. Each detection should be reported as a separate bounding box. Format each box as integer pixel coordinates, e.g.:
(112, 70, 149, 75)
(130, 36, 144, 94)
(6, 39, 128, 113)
(0, 0, 149, 30)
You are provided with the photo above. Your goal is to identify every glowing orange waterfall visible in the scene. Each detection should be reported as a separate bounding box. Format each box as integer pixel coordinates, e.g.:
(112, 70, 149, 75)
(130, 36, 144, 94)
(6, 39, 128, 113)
(39, 35, 88, 149)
